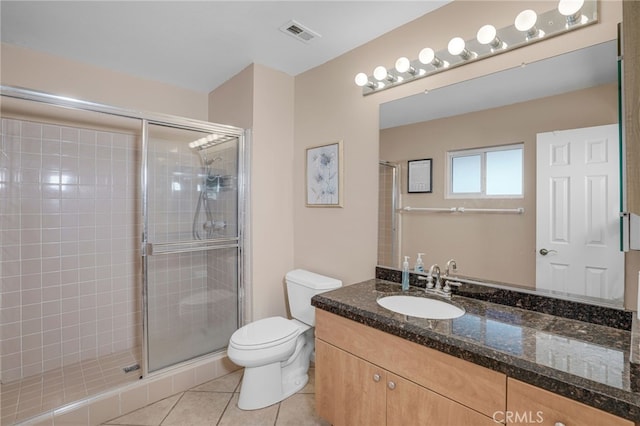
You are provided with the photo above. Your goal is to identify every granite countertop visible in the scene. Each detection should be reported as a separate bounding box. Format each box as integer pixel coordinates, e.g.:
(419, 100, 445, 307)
(311, 279, 640, 423)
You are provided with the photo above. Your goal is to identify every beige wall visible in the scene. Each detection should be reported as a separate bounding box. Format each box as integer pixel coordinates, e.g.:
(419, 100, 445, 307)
(208, 64, 295, 321)
(208, 65, 254, 130)
(380, 84, 618, 288)
(293, 0, 622, 289)
(1, 43, 208, 120)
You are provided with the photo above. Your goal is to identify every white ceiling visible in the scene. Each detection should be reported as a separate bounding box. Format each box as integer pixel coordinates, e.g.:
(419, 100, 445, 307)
(0, 1, 450, 93)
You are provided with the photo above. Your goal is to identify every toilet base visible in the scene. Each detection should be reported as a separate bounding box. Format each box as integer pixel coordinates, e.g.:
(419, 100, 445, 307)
(237, 362, 283, 410)
(236, 329, 313, 410)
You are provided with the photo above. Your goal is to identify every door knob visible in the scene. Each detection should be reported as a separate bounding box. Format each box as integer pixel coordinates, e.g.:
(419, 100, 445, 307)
(373, 374, 381, 382)
(539, 248, 557, 256)
(387, 381, 396, 390)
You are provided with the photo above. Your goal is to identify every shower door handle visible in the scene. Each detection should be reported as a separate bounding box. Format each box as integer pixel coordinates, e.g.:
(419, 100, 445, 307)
(144, 238, 239, 256)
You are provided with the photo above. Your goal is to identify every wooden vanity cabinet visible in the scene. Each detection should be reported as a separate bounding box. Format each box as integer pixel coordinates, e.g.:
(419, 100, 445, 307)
(316, 340, 497, 426)
(315, 339, 386, 426)
(315, 310, 506, 425)
(506, 379, 633, 426)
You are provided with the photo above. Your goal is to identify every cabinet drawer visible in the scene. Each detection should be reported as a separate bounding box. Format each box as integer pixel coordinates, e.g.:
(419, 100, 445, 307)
(315, 310, 506, 417)
(507, 379, 633, 426)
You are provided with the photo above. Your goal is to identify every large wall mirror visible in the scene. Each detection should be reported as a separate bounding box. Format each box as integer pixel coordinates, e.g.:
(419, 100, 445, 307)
(379, 40, 625, 308)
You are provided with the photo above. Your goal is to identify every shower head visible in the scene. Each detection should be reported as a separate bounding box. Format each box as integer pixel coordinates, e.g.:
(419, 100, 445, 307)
(203, 155, 222, 166)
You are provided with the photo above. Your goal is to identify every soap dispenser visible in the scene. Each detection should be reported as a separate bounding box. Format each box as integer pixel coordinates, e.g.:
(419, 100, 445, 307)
(414, 253, 425, 273)
(402, 256, 410, 291)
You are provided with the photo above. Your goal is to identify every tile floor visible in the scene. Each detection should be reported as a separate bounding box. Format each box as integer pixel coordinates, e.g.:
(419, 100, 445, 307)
(100, 368, 330, 426)
(1, 348, 142, 425)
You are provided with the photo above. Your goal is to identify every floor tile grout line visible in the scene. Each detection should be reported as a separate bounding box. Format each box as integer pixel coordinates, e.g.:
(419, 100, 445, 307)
(215, 390, 237, 426)
(158, 390, 186, 426)
(273, 401, 282, 426)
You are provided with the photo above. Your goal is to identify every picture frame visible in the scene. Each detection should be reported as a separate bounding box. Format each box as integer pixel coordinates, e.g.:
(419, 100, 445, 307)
(408, 158, 432, 193)
(306, 141, 343, 207)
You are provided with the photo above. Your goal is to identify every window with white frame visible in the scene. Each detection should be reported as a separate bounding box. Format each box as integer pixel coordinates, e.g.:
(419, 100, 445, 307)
(447, 144, 523, 198)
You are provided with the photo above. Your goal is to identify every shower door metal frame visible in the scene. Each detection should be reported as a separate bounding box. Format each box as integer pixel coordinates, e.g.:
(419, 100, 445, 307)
(1, 84, 248, 379)
(141, 119, 247, 376)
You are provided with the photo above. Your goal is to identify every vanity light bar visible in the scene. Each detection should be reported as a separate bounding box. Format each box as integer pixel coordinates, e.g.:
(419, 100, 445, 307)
(355, 0, 597, 95)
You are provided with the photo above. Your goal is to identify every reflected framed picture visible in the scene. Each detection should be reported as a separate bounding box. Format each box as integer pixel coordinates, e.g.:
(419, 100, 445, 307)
(408, 158, 432, 193)
(306, 141, 343, 207)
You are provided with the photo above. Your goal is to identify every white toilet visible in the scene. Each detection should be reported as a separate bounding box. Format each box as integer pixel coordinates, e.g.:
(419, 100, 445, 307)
(227, 269, 342, 410)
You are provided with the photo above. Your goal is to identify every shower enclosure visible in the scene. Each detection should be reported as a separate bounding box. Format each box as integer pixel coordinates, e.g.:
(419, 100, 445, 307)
(378, 161, 399, 267)
(0, 86, 246, 424)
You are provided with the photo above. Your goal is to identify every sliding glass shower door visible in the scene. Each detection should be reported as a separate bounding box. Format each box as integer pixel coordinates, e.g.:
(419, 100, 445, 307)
(142, 121, 244, 373)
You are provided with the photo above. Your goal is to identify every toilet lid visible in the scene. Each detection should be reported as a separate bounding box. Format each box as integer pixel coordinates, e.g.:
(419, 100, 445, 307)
(230, 317, 300, 349)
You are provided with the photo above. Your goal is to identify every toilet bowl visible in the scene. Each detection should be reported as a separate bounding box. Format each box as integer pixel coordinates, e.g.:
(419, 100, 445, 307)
(227, 269, 341, 410)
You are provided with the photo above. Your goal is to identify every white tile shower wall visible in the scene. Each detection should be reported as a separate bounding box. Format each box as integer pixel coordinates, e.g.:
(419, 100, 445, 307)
(0, 118, 142, 383)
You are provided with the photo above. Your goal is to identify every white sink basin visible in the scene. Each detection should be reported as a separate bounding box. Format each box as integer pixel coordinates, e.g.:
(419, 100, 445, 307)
(377, 295, 465, 319)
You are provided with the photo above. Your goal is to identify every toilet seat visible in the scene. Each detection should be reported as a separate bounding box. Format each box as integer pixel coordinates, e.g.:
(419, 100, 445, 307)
(230, 317, 301, 350)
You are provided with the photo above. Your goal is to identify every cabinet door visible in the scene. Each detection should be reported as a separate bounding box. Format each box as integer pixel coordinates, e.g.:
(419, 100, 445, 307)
(507, 379, 633, 426)
(315, 339, 386, 426)
(387, 373, 499, 426)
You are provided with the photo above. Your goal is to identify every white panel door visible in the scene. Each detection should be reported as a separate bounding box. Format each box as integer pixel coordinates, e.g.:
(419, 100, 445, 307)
(536, 124, 623, 301)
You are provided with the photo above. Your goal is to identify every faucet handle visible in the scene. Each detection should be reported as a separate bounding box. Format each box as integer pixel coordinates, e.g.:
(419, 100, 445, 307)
(425, 275, 435, 289)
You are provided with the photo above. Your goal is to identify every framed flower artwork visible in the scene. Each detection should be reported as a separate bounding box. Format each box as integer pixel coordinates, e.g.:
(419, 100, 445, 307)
(306, 141, 343, 207)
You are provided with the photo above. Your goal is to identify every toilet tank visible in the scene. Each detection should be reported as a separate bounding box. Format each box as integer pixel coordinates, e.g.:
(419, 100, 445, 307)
(285, 269, 342, 326)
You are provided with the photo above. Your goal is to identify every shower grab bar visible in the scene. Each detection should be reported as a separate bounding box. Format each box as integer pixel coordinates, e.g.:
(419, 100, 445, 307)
(145, 238, 239, 256)
(400, 206, 524, 214)
(401, 207, 457, 212)
(457, 207, 524, 214)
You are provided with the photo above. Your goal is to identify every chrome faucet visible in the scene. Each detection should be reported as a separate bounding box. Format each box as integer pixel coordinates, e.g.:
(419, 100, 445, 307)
(417, 262, 458, 299)
(445, 259, 457, 277)
(428, 264, 442, 290)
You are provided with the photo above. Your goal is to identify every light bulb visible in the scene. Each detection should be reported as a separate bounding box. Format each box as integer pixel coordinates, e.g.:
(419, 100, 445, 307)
(448, 37, 475, 60)
(447, 37, 466, 56)
(558, 0, 585, 24)
(418, 48, 435, 64)
(515, 9, 537, 32)
(395, 57, 411, 73)
(373, 66, 388, 81)
(354, 72, 369, 87)
(558, 0, 584, 16)
(476, 24, 497, 45)
(418, 47, 447, 68)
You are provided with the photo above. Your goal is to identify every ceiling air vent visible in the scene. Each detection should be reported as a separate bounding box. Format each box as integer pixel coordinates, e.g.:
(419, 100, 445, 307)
(280, 20, 321, 44)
